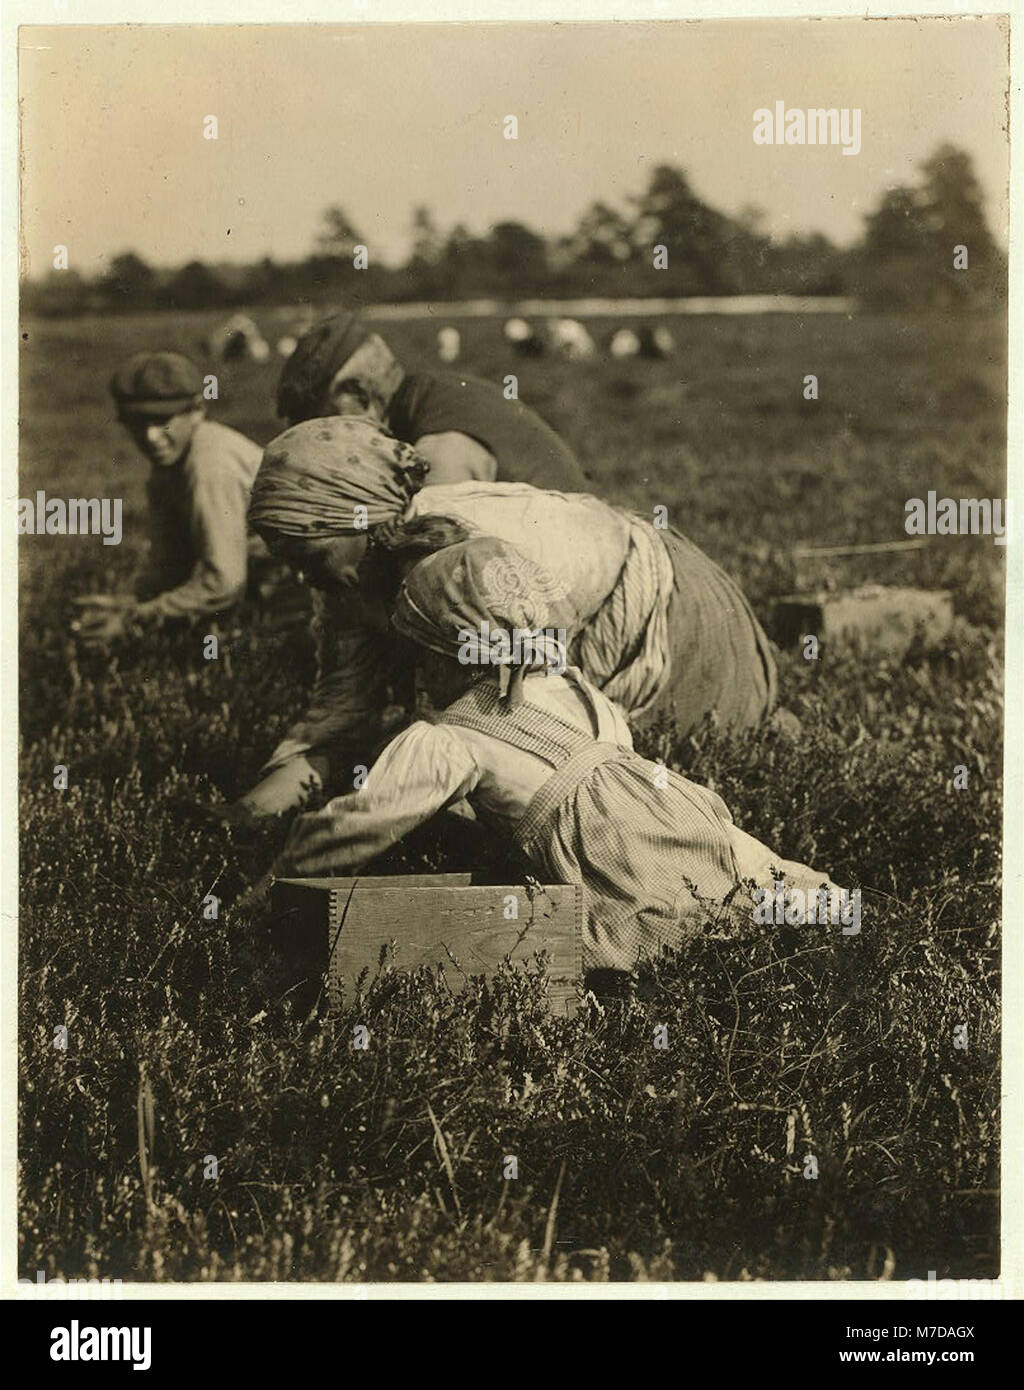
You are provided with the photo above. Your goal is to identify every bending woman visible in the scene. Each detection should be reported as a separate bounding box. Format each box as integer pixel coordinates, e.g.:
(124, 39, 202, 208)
(278, 538, 832, 973)
(237, 417, 777, 819)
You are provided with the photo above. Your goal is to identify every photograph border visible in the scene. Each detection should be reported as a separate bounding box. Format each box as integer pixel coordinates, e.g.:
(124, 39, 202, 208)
(2, 0, 1019, 1303)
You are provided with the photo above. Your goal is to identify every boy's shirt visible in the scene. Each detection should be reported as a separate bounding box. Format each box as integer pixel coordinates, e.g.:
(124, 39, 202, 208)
(387, 372, 587, 492)
(137, 419, 266, 619)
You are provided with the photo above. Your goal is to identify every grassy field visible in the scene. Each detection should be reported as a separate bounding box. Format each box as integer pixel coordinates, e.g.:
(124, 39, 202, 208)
(18, 306, 1004, 1282)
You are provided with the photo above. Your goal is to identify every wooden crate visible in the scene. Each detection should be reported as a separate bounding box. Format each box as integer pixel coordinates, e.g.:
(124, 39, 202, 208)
(271, 874, 583, 1016)
(770, 585, 953, 659)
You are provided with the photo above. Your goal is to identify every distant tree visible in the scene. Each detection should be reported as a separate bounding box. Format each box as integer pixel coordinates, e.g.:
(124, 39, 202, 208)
(630, 164, 736, 293)
(437, 223, 491, 298)
(569, 201, 634, 266)
(101, 251, 157, 308)
(918, 144, 998, 258)
(406, 206, 446, 296)
(721, 208, 775, 294)
(242, 255, 286, 303)
(549, 201, 636, 294)
(862, 187, 931, 259)
(161, 260, 228, 310)
(765, 233, 848, 295)
(736, 204, 768, 239)
(315, 205, 364, 260)
(486, 221, 549, 291)
(409, 206, 444, 268)
(856, 145, 1003, 307)
(21, 269, 91, 317)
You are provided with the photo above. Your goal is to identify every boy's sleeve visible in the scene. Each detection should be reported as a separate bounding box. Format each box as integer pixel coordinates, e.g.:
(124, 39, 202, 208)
(136, 456, 249, 620)
(280, 722, 481, 876)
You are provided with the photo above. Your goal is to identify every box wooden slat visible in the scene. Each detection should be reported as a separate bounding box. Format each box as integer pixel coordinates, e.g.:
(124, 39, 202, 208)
(272, 875, 582, 1016)
(770, 585, 953, 659)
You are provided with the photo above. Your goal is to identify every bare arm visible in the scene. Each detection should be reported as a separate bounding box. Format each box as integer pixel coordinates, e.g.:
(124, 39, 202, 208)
(413, 431, 497, 485)
(240, 592, 392, 818)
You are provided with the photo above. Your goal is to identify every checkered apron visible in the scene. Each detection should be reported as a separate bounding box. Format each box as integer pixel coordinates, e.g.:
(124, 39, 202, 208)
(441, 682, 742, 971)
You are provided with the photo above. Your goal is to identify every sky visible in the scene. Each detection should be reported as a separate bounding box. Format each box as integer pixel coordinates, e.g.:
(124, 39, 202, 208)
(18, 17, 1009, 277)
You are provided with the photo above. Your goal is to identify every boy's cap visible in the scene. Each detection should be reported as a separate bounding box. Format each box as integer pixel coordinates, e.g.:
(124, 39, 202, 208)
(110, 352, 203, 418)
(275, 311, 373, 422)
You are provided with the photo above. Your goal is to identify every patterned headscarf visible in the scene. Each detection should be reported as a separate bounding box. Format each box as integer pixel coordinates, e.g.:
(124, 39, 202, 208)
(248, 417, 430, 546)
(393, 538, 579, 704)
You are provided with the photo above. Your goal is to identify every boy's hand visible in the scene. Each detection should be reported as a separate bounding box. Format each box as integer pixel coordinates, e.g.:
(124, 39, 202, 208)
(70, 595, 140, 647)
(72, 594, 137, 611)
(71, 607, 129, 647)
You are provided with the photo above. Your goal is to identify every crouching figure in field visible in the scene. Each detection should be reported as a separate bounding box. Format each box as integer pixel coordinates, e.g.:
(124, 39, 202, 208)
(70, 351, 275, 648)
(277, 537, 841, 974)
(232, 416, 778, 823)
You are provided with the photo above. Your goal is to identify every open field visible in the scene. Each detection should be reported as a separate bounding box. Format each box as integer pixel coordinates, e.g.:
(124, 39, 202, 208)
(18, 307, 1004, 1281)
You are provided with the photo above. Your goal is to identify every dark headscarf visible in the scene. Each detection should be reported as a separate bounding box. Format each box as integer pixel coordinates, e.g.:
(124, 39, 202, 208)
(276, 311, 374, 422)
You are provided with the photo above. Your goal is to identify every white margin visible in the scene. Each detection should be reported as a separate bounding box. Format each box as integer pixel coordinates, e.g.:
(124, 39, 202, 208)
(1, 0, 1020, 1304)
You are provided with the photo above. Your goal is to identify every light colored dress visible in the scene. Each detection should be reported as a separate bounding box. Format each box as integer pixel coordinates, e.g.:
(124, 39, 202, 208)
(282, 668, 826, 973)
(261, 483, 777, 780)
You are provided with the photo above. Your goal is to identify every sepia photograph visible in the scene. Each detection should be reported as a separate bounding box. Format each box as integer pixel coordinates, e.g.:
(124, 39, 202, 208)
(8, 6, 1014, 1315)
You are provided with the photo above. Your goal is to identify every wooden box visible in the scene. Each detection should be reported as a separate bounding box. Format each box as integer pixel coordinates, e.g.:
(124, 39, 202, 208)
(770, 585, 953, 660)
(271, 873, 583, 1016)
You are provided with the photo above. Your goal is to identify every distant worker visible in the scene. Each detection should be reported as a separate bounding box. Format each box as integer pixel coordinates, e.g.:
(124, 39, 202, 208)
(503, 317, 545, 357)
(609, 328, 642, 359)
(609, 325, 676, 360)
(205, 312, 270, 362)
(547, 317, 596, 361)
(276, 310, 587, 491)
(71, 351, 270, 647)
(638, 324, 676, 359)
(437, 326, 461, 364)
(277, 305, 316, 360)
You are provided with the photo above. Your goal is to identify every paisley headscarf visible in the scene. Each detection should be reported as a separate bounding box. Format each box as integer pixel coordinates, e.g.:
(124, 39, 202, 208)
(393, 537, 580, 705)
(248, 417, 430, 547)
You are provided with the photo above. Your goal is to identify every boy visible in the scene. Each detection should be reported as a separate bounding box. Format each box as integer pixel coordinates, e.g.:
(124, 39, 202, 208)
(72, 351, 268, 646)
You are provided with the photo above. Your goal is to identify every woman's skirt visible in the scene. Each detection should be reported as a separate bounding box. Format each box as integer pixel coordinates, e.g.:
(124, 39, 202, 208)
(637, 526, 778, 736)
(572, 520, 778, 739)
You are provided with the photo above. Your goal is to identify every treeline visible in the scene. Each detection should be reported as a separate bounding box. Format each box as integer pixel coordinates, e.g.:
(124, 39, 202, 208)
(23, 146, 1005, 317)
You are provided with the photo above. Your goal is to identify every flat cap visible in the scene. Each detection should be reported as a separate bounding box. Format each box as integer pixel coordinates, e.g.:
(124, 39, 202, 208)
(109, 351, 203, 417)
